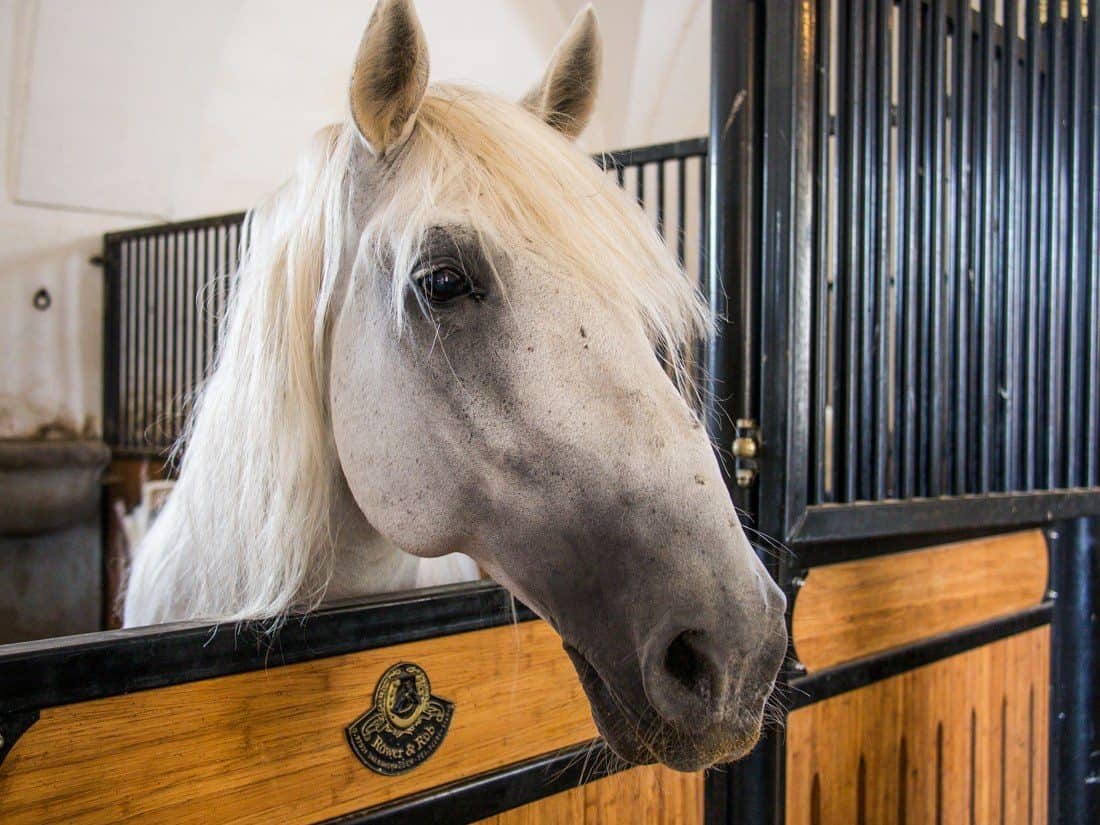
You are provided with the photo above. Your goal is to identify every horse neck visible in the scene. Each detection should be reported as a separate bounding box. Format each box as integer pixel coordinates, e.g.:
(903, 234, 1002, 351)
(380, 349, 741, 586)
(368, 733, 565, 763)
(324, 481, 423, 600)
(123, 466, 421, 626)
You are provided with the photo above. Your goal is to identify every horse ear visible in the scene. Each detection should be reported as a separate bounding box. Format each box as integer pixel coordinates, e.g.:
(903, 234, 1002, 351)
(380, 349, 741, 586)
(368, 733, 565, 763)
(349, 0, 430, 158)
(521, 5, 601, 140)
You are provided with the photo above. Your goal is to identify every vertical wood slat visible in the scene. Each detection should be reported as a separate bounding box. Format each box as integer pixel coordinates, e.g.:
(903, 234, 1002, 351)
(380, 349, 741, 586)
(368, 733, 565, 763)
(786, 627, 1049, 825)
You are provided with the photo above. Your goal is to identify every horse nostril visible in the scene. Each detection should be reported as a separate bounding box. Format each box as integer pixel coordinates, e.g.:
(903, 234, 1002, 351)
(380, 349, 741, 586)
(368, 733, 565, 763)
(664, 630, 712, 703)
(642, 627, 729, 725)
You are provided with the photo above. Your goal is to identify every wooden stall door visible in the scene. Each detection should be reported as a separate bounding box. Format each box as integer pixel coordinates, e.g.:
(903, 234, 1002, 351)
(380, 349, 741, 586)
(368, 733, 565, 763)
(786, 627, 1049, 825)
(478, 765, 704, 825)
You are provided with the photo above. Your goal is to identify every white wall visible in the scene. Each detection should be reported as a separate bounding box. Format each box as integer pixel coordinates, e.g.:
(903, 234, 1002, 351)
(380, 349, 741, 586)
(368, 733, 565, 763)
(1, 0, 708, 439)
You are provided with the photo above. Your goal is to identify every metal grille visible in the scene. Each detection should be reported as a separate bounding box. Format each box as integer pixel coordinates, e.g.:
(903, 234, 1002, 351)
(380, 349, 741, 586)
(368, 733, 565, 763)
(102, 214, 245, 454)
(102, 141, 708, 455)
(810, 0, 1100, 505)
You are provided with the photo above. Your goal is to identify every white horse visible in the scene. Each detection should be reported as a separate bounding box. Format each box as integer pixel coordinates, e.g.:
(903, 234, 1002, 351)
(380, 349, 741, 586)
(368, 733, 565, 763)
(124, 0, 786, 771)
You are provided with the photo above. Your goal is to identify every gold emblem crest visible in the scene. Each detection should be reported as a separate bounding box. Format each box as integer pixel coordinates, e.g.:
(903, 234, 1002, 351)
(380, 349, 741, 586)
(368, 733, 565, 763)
(345, 662, 454, 775)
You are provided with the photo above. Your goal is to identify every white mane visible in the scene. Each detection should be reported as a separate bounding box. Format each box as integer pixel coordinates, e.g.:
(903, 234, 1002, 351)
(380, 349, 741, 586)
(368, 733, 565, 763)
(124, 85, 709, 626)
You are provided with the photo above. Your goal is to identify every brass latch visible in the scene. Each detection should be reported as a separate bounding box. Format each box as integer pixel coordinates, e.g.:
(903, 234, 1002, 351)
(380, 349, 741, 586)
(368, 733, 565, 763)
(732, 418, 760, 487)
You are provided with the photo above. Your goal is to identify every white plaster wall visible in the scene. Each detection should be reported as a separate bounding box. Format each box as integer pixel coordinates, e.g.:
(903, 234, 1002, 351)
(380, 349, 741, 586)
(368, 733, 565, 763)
(1, 0, 709, 439)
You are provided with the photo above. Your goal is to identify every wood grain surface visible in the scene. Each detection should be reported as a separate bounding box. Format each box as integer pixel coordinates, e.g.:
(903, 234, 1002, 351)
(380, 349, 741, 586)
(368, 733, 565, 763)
(792, 530, 1048, 671)
(786, 626, 1049, 825)
(0, 620, 597, 824)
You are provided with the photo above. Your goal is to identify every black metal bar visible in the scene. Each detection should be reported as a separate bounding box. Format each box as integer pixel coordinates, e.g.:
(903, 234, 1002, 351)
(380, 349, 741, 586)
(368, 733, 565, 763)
(790, 602, 1052, 709)
(1047, 517, 1100, 825)
(1034, 2, 1053, 491)
(698, 150, 709, 371)
(1002, 0, 1021, 491)
(1021, 0, 1041, 490)
(901, 0, 921, 500)
(140, 233, 154, 453)
(857, 0, 878, 502)
(811, 0, 833, 505)
(676, 157, 687, 267)
(837, 0, 864, 504)
(711, 2, 788, 822)
(1088, 3, 1100, 488)
(0, 582, 536, 715)
(102, 240, 121, 448)
(951, 0, 972, 495)
(159, 234, 170, 451)
(656, 159, 666, 242)
(916, 0, 934, 497)
(174, 229, 185, 448)
(117, 241, 130, 449)
(789, 489, 1100, 545)
(1045, 3, 1066, 490)
(166, 233, 178, 452)
(322, 740, 622, 825)
(871, 0, 891, 500)
(927, 0, 947, 496)
(703, 769, 730, 825)
(942, 4, 958, 496)
(186, 229, 197, 437)
(1064, 0, 1085, 488)
(977, 0, 996, 493)
(202, 227, 212, 380)
(707, 0, 758, 511)
(129, 239, 140, 449)
(596, 136, 708, 169)
(216, 225, 228, 359)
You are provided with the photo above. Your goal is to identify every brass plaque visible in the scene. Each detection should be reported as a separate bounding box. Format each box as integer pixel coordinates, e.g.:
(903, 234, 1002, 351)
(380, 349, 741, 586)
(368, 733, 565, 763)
(345, 662, 454, 776)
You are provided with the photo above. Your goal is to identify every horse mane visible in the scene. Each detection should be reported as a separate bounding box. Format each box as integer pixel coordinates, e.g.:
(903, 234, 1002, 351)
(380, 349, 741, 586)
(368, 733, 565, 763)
(126, 85, 709, 625)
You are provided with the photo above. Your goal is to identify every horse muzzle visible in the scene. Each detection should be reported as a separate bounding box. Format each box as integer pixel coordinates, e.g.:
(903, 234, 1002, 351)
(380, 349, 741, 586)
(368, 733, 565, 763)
(563, 604, 786, 772)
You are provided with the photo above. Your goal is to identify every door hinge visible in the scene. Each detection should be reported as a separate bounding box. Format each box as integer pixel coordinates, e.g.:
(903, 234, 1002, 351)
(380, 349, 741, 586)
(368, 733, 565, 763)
(732, 418, 760, 487)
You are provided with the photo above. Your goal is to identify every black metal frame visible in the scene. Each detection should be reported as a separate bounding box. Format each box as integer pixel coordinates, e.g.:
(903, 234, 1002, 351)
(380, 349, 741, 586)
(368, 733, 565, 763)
(703, 0, 1100, 551)
(321, 740, 622, 825)
(708, 2, 1100, 824)
(0, 581, 532, 716)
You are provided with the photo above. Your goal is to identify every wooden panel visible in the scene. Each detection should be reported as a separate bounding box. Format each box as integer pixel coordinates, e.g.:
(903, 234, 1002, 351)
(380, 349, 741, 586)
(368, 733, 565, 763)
(0, 621, 597, 824)
(786, 627, 1049, 825)
(792, 530, 1048, 670)
(478, 765, 704, 825)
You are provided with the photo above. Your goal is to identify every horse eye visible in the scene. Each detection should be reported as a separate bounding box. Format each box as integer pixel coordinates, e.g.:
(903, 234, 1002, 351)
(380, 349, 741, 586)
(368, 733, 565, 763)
(417, 267, 472, 305)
